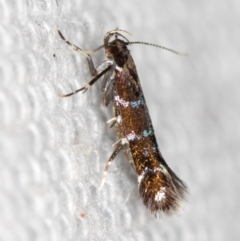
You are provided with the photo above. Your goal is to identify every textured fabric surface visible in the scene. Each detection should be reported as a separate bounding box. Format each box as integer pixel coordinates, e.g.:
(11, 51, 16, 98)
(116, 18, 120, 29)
(1, 0, 240, 241)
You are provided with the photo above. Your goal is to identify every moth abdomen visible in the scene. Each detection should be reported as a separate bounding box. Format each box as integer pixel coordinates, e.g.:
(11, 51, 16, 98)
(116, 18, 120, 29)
(139, 166, 187, 216)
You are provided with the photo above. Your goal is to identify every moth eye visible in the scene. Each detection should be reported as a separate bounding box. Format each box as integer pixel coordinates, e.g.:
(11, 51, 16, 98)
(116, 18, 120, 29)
(110, 46, 119, 54)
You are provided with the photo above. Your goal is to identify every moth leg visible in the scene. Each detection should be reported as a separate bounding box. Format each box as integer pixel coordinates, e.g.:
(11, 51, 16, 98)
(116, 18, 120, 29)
(106, 107, 122, 128)
(98, 138, 128, 191)
(57, 29, 97, 76)
(106, 115, 122, 128)
(59, 65, 111, 97)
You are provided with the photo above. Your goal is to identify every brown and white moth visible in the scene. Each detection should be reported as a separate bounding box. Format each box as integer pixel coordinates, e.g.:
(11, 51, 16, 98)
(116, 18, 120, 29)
(58, 29, 187, 217)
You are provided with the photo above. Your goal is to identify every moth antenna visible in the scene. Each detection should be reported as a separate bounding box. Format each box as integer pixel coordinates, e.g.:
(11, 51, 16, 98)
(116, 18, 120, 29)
(84, 29, 132, 54)
(104, 29, 132, 45)
(111, 29, 132, 36)
(127, 41, 188, 56)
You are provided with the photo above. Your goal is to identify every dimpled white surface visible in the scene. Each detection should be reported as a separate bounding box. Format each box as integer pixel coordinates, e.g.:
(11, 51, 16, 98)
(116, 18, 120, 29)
(1, 1, 240, 241)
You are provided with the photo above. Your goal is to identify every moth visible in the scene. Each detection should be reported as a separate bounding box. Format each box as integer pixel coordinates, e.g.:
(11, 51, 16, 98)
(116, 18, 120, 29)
(58, 29, 187, 217)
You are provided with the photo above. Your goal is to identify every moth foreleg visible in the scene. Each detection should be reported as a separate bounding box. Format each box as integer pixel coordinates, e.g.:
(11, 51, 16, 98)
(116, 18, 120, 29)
(57, 29, 97, 76)
(59, 65, 111, 97)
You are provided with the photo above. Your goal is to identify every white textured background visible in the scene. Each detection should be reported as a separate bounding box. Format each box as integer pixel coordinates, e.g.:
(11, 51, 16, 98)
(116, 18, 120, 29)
(1, 0, 240, 241)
